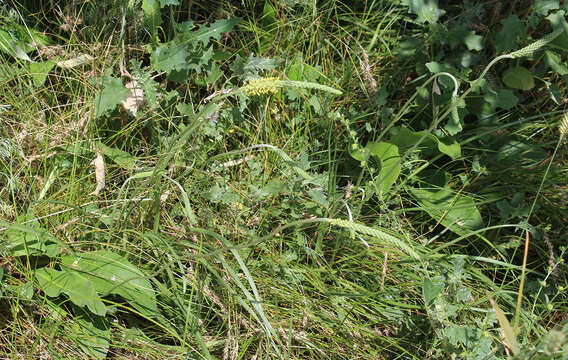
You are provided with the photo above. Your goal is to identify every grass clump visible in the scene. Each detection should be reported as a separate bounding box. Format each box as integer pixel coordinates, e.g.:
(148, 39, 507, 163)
(0, 1, 567, 359)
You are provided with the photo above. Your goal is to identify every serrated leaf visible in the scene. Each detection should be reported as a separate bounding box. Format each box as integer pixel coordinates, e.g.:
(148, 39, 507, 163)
(61, 250, 158, 317)
(151, 42, 189, 73)
(230, 53, 281, 81)
(405, 0, 446, 24)
(70, 305, 110, 359)
(191, 18, 241, 46)
(35, 268, 106, 316)
(502, 66, 535, 90)
(408, 187, 483, 236)
(95, 75, 130, 117)
(495, 15, 524, 52)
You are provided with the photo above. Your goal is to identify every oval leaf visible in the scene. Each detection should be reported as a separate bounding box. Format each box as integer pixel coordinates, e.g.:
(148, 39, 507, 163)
(502, 66, 535, 90)
(62, 250, 158, 317)
(408, 187, 483, 236)
(35, 268, 106, 316)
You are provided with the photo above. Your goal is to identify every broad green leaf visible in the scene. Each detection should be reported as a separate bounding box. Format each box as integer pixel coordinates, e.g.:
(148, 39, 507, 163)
(404, 0, 446, 24)
(532, 0, 560, 15)
(390, 127, 461, 160)
(230, 53, 281, 81)
(61, 250, 158, 317)
(94, 75, 130, 117)
(70, 305, 110, 359)
(151, 42, 189, 73)
(191, 18, 241, 46)
(423, 277, 444, 307)
(352, 142, 401, 193)
(494, 139, 547, 168)
(463, 32, 483, 51)
(27, 61, 55, 87)
(502, 66, 535, 90)
(544, 51, 568, 75)
(97, 143, 136, 170)
(142, 0, 162, 29)
(437, 137, 461, 160)
(2, 216, 60, 257)
(408, 187, 483, 236)
(367, 142, 401, 194)
(495, 15, 524, 52)
(35, 268, 106, 316)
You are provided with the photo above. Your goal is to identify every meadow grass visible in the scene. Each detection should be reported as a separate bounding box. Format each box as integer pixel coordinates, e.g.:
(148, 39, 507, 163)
(0, 1, 566, 359)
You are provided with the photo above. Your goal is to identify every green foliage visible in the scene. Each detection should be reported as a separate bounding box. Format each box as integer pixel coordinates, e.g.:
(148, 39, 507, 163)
(0, 0, 567, 358)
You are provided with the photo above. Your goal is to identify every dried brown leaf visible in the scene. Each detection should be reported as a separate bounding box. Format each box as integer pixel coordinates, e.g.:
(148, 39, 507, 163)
(90, 151, 105, 196)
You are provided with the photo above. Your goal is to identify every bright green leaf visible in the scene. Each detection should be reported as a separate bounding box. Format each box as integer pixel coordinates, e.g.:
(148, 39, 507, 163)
(502, 66, 535, 90)
(404, 0, 446, 24)
(97, 143, 136, 170)
(27, 61, 55, 87)
(532, 0, 560, 15)
(408, 187, 484, 236)
(390, 127, 461, 159)
(61, 251, 158, 317)
(367, 142, 401, 194)
(151, 42, 189, 73)
(94, 75, 130, 117)
(35, 268, 106, 316)
(191, 18, 241, 46)
(544, 50, 568, 75)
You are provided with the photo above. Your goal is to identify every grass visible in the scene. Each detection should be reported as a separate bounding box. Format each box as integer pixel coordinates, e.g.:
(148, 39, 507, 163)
(0, 0, 567, 359)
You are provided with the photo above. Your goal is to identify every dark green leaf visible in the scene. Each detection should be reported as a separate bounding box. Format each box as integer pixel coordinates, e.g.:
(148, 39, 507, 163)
(495, 15, 524, 52)
(502, 66, 535, 90)
(70, 305, 110, 359)
(3, 216, 61, 257)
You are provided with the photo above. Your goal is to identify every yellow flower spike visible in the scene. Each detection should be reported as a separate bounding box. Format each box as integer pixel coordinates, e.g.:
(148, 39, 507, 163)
(241, 77, 280, 96)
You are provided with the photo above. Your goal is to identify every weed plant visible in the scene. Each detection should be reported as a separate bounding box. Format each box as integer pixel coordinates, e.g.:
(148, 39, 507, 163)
(0, 0, 566, 359)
